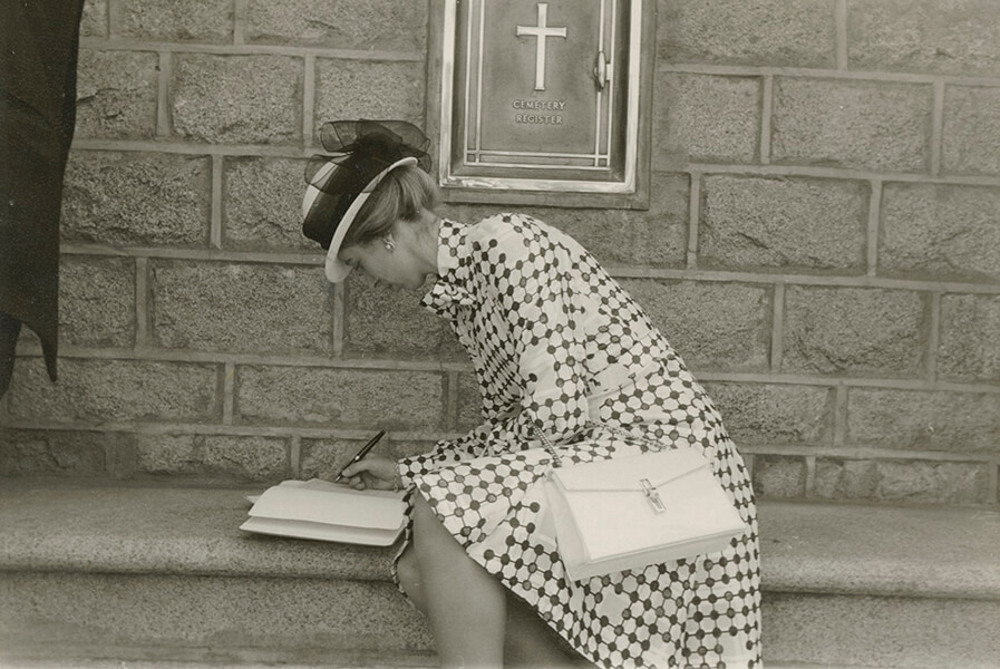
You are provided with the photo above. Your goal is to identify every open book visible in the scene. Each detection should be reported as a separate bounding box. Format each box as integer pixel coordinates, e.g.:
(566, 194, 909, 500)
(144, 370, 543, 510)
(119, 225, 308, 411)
(240, 478, 407, 546)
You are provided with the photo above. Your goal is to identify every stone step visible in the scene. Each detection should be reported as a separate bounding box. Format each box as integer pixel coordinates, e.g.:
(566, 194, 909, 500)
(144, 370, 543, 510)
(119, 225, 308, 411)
(1, 480, 998, 668)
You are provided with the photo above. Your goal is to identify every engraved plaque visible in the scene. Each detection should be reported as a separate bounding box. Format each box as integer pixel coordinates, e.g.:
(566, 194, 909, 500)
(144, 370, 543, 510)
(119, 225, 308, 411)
(437, 0, 647, 196)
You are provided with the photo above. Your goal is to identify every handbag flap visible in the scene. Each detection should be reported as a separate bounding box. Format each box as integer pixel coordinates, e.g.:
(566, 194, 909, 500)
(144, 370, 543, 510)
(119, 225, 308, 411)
(551, 447, 710, 493)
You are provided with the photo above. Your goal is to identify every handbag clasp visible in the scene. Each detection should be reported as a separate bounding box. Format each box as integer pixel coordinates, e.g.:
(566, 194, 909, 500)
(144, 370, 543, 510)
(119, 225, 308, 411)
(639, 478, 666, 513)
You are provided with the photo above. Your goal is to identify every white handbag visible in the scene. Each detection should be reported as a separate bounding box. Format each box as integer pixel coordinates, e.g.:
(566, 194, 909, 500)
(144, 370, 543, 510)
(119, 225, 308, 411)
(539, 431, 747, 582)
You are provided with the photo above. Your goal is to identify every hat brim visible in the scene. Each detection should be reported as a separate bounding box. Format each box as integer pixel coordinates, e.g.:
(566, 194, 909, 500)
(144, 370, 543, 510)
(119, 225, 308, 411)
(305, 155, 418, 283)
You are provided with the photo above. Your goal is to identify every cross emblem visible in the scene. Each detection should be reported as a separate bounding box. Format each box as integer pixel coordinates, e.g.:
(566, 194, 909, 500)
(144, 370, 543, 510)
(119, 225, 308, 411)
(516, 3, 567, 91)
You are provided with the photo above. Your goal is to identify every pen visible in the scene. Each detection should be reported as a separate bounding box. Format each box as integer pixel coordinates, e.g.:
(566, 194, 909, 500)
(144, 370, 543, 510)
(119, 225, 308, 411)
(334, 430, 387, 483)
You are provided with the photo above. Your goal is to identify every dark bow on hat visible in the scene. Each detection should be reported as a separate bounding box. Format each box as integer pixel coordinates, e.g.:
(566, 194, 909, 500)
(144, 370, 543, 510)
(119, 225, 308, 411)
(302, 120, 431, 249)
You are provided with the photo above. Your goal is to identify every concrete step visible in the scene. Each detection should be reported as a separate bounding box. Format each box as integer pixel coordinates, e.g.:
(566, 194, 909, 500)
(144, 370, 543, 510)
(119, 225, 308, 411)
(1, 479, 998, 669)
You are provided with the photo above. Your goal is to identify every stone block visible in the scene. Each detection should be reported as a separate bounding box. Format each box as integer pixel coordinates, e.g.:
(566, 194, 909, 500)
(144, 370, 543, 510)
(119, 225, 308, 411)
(81, 0, 108, 37)
(879, 182, 1000, 282)
(943, 85, 1000, 177)
(938, 294, 1000, 382)
(751, 454, 807, 498)
(6, 358, 220, 424)
(314, 59, 425, 131)
(59, 255, 135, 348)
(61, 258, 133, 336)
(456, 373, 484, 432)
(203, 435, 290, 481)
(771, 78, 932, 173)
(782, 286, 928, 377)
(223, 157, 317, 251)
(703, 382, 835, 445)
(235, 365, 446, 431)
(136, 434, 201, 475)
(112, 0, 233, 42)
(245, 0, 427, 51)
(621, 280, 771, 372)
(658, 0, 836, 68)
(847, 0, 1000, 76)
(343, 274, 465, 361)
(151, 261, 332, 355)
(652, 73, 760, 168)
(700, 175, 867, 271)
(441, 175, 690, 267)
(74, 50, 158, 140)
(814, 458, 993, 505)
(171, 54, 302, 144)
(765, 593, 1000, 667)
(0, 429, 107, 476)
(61, 151, 210, 247)
(300, 434, 423, 480)
(846, 388, 1000, 454)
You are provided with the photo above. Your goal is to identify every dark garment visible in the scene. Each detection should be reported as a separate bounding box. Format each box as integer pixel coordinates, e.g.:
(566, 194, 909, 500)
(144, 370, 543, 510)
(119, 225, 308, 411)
(0, 0, 86, 397)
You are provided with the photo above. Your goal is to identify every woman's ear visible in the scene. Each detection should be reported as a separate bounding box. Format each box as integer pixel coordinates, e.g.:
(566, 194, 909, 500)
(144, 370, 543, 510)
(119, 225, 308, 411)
(382, 233, 396, 252)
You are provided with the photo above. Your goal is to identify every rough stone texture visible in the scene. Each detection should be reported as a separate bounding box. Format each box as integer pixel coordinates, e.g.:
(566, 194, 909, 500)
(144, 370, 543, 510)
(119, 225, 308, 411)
(344, 275, 465, 361)
(223, 157, 317, 251)
(846, 388, 1000, 454)
(703, 382, 835, 445)
(456, 373, 484, 432)
(112, 0, 233, 42)
(171, 55, 302, 144)
(942, 85, 1000, 177)
(59, 255, 135, 349)
(0, 572, 432, 655)
(751, 455, 807, 498)
(782, 286, 928, 377)
(938, 294, 1000, 382)
(245, 0, 427, 51)
(441, 176, 690, 268)
(653, 73, 760, 168)
(61, 151, 211, 247)
(314, 59, 424, 130)
(151, 261, 332, 355)
(814, 458, 993, 505)
(658, 0, 836, 68)
(621, 280, 771, 372)
(74, 50, 158, 140)
(764, 593, 1000, 667)
(300, 435, 423, 480)
(202, 435, 290, 481)
(879, 182, 1000, 282)
(771, 78, 932, 173)
(81, 0, 108, 37)
(0, 429, 107, 477)
(6, 358, 220, 424)
(235, 366, 446, 431)
(847, 0, 1000, 76)
(700, 175, 867, 271)
(136, 434, 201, 475)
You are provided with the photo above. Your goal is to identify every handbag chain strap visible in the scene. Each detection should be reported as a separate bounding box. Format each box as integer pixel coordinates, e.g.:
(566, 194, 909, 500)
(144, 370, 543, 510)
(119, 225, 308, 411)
(532, 421, 671, 470)
(532, 424, 565, 468)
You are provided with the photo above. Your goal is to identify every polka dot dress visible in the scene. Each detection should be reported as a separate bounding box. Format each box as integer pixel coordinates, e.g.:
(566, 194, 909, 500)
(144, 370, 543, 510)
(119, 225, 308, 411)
(396, 214, 761, 668)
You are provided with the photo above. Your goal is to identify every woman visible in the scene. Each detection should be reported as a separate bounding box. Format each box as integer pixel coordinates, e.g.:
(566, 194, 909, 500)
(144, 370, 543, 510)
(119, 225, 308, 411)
(302, 120, 761, 669)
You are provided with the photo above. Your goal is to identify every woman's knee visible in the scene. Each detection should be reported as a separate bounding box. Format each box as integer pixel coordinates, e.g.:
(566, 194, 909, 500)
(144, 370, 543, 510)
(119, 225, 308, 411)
(411, 493, 452, 556)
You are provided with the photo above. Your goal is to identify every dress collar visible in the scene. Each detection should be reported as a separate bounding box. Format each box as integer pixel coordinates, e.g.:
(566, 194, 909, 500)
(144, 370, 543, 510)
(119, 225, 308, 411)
(421, 218, 475, 316)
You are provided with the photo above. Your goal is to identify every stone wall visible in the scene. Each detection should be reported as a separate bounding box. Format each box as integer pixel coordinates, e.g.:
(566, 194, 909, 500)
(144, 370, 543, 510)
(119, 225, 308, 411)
(2, 0, 998, 506)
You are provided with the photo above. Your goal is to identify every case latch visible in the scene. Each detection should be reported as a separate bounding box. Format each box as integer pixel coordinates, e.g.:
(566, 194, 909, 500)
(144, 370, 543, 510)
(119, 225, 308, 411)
(640, 478, 665, 513)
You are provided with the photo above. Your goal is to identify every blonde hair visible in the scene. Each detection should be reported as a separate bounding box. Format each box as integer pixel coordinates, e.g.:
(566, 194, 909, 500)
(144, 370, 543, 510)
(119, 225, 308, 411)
(343, 164, 440, 247)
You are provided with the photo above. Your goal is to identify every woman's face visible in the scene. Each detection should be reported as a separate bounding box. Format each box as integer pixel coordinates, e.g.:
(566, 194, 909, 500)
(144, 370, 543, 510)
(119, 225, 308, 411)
(338, 234, 427, 291)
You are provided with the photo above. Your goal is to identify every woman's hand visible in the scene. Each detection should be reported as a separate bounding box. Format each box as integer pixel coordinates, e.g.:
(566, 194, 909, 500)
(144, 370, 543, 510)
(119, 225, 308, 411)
(339, 455, 400, 491)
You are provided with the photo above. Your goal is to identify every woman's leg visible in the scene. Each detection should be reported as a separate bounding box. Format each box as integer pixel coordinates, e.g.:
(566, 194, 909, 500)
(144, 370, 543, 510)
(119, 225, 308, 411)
(411, 493, 507, 668)
(504, 593, 592, 669)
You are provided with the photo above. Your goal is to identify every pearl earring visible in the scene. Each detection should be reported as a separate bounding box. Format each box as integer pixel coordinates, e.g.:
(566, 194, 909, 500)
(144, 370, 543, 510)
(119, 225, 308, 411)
(383, 239, 395, 252)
